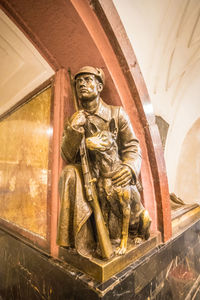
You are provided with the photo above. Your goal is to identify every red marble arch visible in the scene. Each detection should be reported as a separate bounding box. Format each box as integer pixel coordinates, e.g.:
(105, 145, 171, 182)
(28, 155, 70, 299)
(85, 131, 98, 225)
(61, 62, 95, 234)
(70, 0, 172, 241)
(0, 0, 171, 255)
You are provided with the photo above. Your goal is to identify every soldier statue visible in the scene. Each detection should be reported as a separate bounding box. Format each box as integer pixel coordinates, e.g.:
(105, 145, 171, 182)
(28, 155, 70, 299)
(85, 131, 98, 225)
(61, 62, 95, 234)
(57, 66, 151, 259)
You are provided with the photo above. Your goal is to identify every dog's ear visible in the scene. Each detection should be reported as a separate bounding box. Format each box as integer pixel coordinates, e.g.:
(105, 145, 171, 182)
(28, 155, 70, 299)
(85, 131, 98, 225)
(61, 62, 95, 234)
(88, 122, 99, 135)
(109, 118, 117, 137)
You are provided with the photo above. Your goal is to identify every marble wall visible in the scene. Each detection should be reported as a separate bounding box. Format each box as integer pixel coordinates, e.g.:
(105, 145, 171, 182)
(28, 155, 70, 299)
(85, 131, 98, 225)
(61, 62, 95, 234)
(0, 218, 200, 299)
(0, 87, 51, 237)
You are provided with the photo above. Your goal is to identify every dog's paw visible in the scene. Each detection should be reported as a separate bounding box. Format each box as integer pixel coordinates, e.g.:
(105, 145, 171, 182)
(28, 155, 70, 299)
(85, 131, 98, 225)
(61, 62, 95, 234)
(134, 237, 143, 245)
(115, 239, 127, 255)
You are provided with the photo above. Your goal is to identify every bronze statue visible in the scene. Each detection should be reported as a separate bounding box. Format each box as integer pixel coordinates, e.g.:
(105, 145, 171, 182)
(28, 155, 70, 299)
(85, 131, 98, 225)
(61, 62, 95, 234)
(57, 66, 151, 259)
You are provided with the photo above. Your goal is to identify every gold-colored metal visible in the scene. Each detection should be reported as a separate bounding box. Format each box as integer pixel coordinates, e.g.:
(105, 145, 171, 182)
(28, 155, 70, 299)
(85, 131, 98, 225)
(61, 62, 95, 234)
(57, 66, 151, 260)
(60, 233, 159, 282)
(67, 68, 113, 259)
(80, 135, 113, 259)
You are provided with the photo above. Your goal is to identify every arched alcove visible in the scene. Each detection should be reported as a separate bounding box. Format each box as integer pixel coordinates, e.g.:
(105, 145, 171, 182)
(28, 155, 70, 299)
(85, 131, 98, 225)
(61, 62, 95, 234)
(0, 0, 171, 254)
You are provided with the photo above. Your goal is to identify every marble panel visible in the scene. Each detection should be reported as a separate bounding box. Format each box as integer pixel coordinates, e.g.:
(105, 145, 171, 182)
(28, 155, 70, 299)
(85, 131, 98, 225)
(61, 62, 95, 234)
(0, 87, 51, 237)
(1, 219, 200, 299)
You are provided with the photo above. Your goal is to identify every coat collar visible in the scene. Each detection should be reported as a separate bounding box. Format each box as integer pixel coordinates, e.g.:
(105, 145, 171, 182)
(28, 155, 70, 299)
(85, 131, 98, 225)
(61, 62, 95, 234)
(93, 98, 111, 122)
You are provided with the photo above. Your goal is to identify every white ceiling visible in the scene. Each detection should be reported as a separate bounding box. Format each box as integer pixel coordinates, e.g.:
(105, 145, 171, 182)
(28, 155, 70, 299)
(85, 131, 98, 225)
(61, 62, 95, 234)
(114, 0, 200, 200)
(0, 9, 54, 115)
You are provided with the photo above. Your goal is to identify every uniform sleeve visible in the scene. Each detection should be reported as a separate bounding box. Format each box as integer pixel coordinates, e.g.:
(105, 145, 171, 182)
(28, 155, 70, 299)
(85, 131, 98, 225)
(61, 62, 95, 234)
(117, 107, 142, 180)
(61, 119, 83, 163)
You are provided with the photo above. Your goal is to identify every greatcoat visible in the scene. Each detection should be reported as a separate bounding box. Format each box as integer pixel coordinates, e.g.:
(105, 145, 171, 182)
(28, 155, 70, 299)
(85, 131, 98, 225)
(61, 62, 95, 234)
(57, 99, 143, 257)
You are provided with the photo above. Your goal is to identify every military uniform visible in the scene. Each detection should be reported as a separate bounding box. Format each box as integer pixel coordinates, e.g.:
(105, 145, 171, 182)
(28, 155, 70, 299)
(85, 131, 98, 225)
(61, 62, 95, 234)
(57, 98, 143, 257)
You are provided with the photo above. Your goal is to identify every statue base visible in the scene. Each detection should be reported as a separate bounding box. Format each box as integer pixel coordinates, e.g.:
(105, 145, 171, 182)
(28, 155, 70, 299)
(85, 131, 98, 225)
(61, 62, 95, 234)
(59, 233, 159, 282)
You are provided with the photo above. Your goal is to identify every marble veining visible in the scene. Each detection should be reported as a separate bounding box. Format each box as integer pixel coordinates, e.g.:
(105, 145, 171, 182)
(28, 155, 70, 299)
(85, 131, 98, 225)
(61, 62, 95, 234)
(0, 87, 51, 237)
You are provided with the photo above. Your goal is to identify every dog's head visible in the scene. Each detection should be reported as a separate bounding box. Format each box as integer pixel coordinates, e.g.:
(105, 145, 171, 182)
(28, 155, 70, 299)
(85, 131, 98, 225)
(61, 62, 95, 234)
(86, 119, 117, 152)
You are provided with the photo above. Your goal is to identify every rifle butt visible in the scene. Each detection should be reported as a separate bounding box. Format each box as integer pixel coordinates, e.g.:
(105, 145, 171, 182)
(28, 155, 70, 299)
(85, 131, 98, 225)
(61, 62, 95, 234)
(92, 200, 113, 259)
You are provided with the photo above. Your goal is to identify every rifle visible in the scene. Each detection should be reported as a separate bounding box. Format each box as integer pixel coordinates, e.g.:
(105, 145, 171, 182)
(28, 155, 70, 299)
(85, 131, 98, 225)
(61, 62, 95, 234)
(68, 69, 113, 259)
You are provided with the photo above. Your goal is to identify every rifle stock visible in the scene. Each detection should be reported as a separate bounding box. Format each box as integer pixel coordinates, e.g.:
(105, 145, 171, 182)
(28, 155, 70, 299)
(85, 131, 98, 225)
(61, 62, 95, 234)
(68, 69, 113, 259)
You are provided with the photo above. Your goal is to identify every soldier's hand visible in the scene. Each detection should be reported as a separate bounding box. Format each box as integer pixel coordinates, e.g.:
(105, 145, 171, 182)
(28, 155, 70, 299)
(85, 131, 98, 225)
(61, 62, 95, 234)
(70, 110, 86, 130)
(112, 165, 132, 187)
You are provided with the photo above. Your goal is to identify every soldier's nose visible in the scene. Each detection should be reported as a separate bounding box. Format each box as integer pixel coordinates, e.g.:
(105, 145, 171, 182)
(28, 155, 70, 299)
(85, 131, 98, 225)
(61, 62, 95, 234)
(80, 81, 86, 87)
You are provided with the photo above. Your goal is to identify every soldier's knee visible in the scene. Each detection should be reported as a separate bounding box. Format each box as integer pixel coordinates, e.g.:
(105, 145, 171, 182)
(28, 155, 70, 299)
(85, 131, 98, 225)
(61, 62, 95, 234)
(61, 164, 81, 179)
(59, 164, 82, 198)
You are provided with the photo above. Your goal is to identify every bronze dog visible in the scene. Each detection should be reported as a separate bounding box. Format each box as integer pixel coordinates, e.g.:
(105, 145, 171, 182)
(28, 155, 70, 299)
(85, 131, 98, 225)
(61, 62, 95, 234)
(86, 119, 151, 255)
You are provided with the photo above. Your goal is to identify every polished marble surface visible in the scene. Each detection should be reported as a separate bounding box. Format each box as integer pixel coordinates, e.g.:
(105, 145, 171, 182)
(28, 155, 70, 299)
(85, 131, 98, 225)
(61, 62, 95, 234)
(1, 218, 200, 299)
(0, 88, 51, 237)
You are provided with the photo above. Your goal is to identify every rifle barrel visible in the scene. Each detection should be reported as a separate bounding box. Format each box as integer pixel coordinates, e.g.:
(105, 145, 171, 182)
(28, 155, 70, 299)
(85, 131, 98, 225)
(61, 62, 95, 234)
(68, 69, 113, 259)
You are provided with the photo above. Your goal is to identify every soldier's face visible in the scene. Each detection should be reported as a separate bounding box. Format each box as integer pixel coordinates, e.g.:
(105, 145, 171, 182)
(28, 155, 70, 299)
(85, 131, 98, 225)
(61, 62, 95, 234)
(76, 74, 102, 101)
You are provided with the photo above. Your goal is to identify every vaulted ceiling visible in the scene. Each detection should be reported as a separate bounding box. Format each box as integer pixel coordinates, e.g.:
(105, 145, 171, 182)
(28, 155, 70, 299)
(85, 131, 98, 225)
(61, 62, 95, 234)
(114, 0, 200, 203)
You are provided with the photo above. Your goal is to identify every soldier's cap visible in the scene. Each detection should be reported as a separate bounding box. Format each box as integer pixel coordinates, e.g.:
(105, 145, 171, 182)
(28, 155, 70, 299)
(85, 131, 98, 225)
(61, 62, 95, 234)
(74, 66, 105, 85)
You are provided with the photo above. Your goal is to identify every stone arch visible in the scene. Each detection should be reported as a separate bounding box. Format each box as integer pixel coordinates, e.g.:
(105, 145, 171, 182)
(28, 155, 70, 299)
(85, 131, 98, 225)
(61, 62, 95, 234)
(0, 0, 171, 246)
